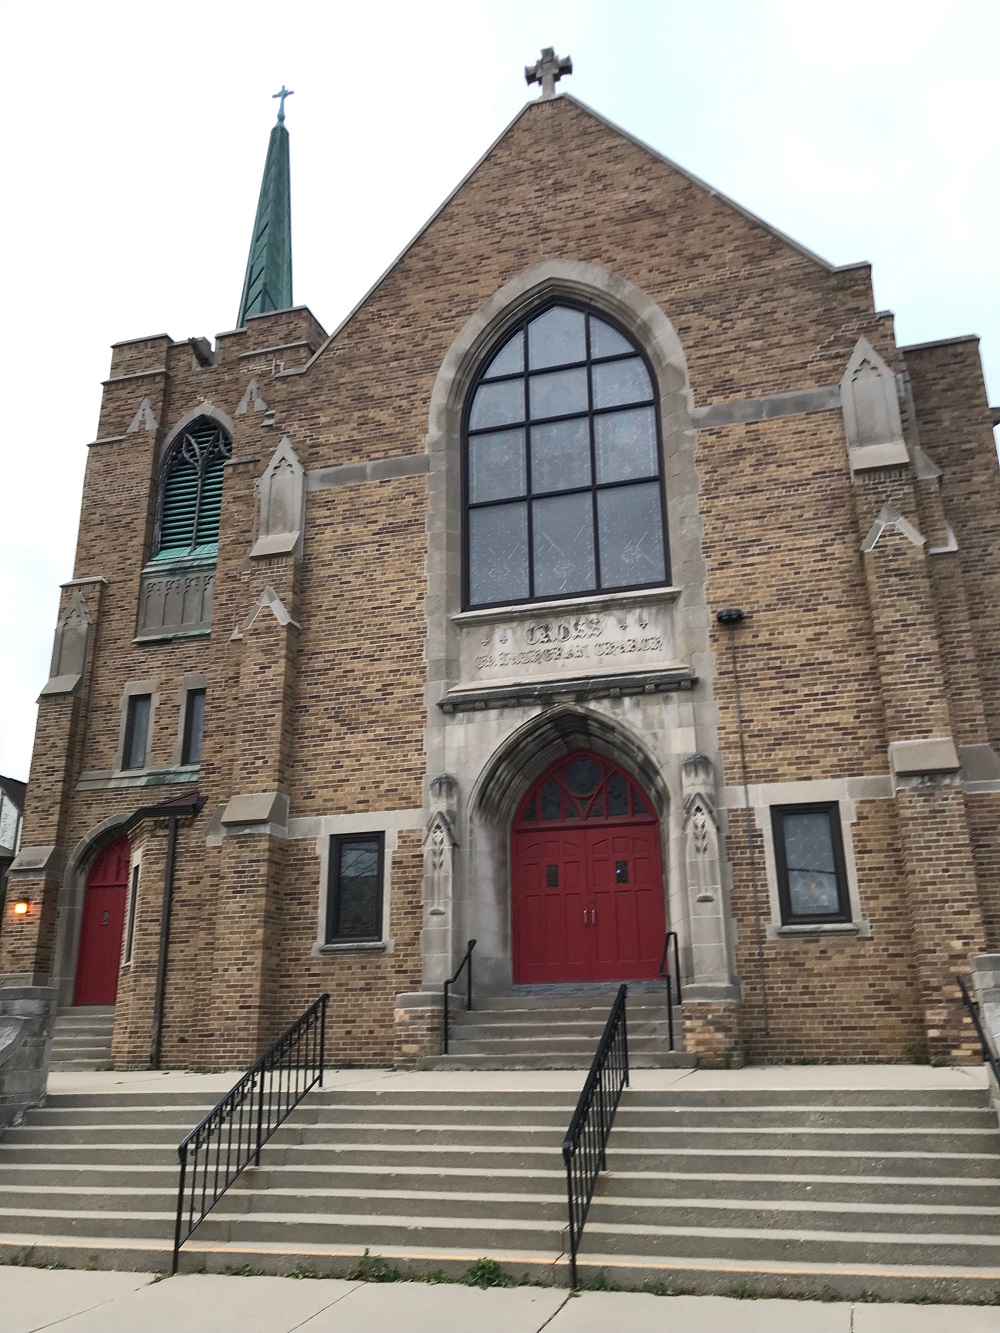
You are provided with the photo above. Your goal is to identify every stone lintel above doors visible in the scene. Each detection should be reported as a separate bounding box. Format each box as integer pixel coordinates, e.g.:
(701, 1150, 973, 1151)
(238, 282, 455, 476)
(448, 586, 686, 702)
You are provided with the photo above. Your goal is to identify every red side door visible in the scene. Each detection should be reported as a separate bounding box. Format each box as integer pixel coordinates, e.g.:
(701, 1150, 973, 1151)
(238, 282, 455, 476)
(74, 837, 131, 1006)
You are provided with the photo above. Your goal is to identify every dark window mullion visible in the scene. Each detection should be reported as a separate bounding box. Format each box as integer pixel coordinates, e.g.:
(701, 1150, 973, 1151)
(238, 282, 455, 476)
(522, 318, 536, 599)
(585, 314, 602, 590)
(188, 451, 205, 556)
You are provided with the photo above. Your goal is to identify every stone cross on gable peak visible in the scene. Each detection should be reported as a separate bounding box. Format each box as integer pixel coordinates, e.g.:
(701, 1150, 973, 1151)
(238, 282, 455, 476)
(525, 47, 572, 100)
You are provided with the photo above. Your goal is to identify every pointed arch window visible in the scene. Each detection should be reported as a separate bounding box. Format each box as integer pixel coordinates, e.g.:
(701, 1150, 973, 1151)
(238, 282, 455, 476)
(464, 303, 669, 609)
(154, 418, 232, 560)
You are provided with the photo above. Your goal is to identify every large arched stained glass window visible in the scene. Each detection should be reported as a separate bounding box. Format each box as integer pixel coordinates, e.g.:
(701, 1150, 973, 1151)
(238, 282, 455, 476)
(464, 304, 668, 608)
(154, 418, 232, 559)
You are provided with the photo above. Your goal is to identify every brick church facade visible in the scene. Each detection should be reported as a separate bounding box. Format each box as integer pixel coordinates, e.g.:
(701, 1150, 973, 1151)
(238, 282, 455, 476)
(3, 65, 999, 1069)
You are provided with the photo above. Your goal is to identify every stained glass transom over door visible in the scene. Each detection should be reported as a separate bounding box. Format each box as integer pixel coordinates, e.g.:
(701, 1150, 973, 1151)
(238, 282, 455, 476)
(465, 304, 668, 608)
(511, 751, 666, 983)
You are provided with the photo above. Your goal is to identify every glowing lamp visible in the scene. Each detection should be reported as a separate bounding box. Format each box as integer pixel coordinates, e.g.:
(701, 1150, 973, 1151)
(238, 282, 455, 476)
(12, 900, 29, 916)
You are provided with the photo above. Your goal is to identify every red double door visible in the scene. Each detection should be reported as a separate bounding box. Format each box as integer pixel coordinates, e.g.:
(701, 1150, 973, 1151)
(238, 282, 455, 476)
(74, 836, 131, 1006)
(511, 753, 666, 984)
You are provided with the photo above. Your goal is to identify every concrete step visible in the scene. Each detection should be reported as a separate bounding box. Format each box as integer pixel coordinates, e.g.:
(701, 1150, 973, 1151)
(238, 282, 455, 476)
(417, 1036, 678, 1054)
(449, 1006, 680, 1028)
(47, 1058, 112, 1072)
(421, 1052, 696, 1070)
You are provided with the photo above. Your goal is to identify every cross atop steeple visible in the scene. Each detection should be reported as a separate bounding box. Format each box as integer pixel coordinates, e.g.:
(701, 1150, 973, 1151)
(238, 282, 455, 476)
(525, 47, 572, 100)
(272, 85, 294, 123)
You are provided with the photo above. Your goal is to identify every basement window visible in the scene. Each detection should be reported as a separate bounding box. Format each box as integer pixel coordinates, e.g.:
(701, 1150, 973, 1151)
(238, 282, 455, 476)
(771, 803, 851, 926)
(326, 834, 385, 944)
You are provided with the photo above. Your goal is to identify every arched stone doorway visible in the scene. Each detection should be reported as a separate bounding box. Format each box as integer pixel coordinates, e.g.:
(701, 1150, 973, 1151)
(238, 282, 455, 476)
(511, 750, 666, 984)
(73, 835, 131, 1005)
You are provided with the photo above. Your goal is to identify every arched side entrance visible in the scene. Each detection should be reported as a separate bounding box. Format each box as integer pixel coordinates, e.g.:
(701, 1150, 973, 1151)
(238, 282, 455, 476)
(73, 835, 131, 1005)
(511, 751, 666, 984)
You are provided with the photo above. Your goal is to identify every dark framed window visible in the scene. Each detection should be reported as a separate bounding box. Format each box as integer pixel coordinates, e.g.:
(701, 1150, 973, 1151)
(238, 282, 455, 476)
(771, 803, 851, 925)
(154, 418, 232, 560)
(463, 302, 669, 609)
(122, 695, 151, 771)
(181, 688, 206, 766)
(326, 833, 385, 943)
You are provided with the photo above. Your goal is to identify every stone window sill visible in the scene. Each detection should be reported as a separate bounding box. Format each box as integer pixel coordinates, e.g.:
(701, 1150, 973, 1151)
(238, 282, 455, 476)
(77, 766, 199, 792)
(134, 629, 211, 645)
(768, 920, 871, 941)
(315, 941, 388, 956)
(451, 585, 682, 626)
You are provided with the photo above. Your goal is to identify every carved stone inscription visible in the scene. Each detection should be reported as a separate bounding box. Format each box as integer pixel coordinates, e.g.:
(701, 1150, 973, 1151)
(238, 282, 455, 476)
(457, 596, 678, 687)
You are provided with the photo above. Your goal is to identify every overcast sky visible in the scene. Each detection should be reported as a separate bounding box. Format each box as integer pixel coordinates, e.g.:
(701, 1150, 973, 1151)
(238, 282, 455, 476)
(0, 1, 997, 782)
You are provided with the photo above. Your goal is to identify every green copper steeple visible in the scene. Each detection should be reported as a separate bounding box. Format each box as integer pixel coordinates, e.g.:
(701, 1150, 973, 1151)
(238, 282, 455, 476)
(237, 88, 294, 327)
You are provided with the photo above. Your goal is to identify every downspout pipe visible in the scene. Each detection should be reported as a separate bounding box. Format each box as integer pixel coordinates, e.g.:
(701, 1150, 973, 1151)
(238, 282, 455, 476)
(120, 794, 205, 1070)
(716, 609, 771, 1038)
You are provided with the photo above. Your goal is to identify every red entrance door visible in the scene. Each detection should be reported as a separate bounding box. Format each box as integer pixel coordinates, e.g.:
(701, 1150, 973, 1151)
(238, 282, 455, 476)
(511, 753, 666, 984)
(74, 836, 131, 1006)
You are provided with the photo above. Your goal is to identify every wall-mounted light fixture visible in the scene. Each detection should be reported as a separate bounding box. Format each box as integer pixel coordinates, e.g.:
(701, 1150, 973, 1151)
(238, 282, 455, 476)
(12, 899, 29, 916)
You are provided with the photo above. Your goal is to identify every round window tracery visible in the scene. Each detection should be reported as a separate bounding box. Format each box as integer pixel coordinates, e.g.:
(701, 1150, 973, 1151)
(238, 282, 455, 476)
(464, 303, 668, 608)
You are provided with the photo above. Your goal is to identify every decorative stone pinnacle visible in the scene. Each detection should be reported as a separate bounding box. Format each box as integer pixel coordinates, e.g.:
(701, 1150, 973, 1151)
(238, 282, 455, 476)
(272, 85, 294, 124)
(525, 47, 572, 100)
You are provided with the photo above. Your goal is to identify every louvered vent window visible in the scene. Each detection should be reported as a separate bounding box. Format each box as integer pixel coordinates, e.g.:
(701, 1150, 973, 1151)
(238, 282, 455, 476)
(154, 419, 232, 560)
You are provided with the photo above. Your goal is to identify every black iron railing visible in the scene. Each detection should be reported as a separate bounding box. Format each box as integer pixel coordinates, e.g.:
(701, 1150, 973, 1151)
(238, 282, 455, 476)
(172, 992, 329, 1273)
(442, 938, 476, 1055)
(957, 974, 1000, 1084)
(562, 983, 629, 1288)
(659, 929, 683, 1050)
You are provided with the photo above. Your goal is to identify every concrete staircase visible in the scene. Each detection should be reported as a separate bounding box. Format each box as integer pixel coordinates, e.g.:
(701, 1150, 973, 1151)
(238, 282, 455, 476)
(1, 1082, 999, 1300)
(48, 1007, 114, 1071)
(425, 992, 694, 1069)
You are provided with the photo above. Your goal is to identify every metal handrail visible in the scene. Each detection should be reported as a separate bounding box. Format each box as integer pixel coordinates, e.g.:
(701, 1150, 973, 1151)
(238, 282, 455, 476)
(172, 993, 329, 1273)
(562, 983, 629, 1288)
(442, 938, 476, 1055)
(659, 929, 682, 1050)
(957, 974, 1000, 1085)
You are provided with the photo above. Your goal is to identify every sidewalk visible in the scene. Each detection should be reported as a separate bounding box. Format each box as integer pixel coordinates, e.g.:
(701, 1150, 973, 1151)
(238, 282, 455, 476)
(46, 1060, 991, 1096)
(4, 1269, 1000, 1332)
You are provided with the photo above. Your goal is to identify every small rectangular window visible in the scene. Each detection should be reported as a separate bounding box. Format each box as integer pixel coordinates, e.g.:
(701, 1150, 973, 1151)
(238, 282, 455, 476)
(326, 834, 384, 943)
(771, 802, 850, 925)
(122, 695, 151, 771)
(123, 863, 140, 964)
(181, 688, 206, 766)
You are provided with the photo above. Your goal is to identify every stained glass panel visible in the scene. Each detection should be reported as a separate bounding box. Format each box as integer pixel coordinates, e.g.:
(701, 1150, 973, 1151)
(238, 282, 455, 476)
(482, 331, 524, 379)
(528, 307, 587, 369)
(468, 428, 527, 503)
(594, 407, 658, 483)
(332, 838, 381, 940)
(468, 503, 529, 606)
(470, 379, 524, 430)
(540, 779, 561, 820)
(530, 417, 591, 493)
(589, 317, 633, 359)
(607, 773, 629, 817)
(529, 367, 588, 419)
(592, 357, 653, 409)
(597, 483, 666, 588)
(783, 812, 841, 917)
(533, 493, 596, 597)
